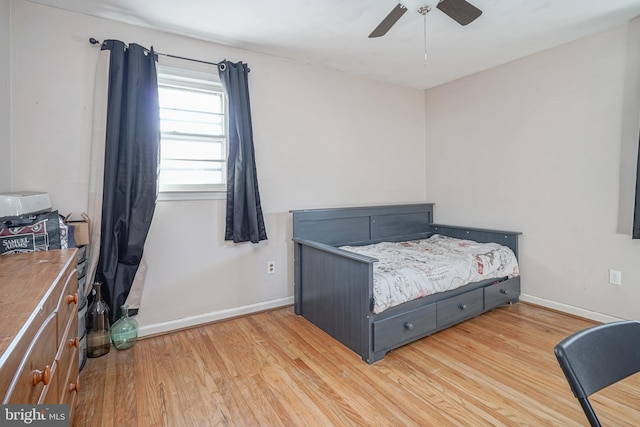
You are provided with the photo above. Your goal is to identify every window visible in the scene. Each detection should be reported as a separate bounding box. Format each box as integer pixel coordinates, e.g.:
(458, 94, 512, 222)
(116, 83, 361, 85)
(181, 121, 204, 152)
(157, 66, 227, 194)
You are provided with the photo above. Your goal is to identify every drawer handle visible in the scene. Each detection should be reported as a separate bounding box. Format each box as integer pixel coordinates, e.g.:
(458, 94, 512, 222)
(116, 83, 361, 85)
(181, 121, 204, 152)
(459, 303, 467, 310)
(499, 289, 509, 295)
(404, 322, 414, 330)
(32, 366, 51, 386)
(69, 380, 80, 393)
(66, 293, 78, 305)
(68, 337, 80, 349)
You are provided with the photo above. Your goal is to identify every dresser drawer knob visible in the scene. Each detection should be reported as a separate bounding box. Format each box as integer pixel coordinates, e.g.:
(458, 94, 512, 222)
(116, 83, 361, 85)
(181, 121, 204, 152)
(68, 337, 80, 349)
(459, 303, 467, 310)
(32, 366, 51, 386)
(499, 289, 509, 295)
(66, 293, 78, 305)
(404, 322, 414, 330)
(69, 380, 80, 393)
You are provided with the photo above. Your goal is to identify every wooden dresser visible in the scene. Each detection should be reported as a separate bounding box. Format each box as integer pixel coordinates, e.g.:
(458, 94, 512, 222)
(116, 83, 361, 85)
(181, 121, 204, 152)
(0, 249, 80, 420)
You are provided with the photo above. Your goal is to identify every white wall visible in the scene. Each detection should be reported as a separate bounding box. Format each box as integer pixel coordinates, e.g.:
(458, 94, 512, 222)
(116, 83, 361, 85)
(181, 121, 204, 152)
(0, 1, 11, 192)
(10, 1, 427, 331)
(425, 19, 640, 321)
(14, 0, 639, 330)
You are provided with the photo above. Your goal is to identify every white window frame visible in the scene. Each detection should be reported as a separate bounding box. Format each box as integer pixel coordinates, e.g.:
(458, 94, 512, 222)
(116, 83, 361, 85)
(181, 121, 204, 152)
(157, 65, 228, 201)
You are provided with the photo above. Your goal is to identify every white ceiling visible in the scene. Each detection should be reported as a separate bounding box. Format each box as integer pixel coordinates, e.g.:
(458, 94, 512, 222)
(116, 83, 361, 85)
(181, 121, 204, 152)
(28, 0, 640, 89)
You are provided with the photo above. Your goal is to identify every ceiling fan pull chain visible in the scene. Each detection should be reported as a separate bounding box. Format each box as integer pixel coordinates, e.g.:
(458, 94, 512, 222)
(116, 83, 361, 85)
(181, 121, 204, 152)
(418, 5, 431, 62)
(423, 10, 428, 61)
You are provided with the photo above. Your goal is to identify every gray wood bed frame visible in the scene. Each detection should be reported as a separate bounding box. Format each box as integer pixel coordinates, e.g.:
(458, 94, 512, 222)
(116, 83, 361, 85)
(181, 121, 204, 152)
(291, 203, 521, 364)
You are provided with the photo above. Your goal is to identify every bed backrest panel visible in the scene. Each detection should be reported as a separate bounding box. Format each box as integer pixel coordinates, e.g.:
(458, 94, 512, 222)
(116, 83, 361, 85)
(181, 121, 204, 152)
(373, 212, 432, 241)
(291, 204, 434, 247)
(429, 224, 521, 259)
(293, 215, 371, 246)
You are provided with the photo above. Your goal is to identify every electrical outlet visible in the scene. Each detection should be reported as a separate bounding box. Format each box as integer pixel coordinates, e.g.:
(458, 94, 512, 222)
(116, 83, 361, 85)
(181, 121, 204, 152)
(609, 269, 622, 286)
(267, 261, 275, 274)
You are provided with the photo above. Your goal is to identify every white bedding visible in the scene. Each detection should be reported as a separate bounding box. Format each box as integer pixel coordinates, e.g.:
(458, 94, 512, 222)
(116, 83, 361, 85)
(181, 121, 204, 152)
(340, 234, 520, 314)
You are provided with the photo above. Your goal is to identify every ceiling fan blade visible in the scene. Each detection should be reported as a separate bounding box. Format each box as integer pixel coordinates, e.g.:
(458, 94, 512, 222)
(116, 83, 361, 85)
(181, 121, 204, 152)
(368, 3, 408, 38)
(436, 0, 482, 26)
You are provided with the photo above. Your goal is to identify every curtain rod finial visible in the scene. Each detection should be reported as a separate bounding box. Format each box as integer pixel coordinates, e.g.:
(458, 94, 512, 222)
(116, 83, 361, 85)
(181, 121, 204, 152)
(89, 37, 100, 45)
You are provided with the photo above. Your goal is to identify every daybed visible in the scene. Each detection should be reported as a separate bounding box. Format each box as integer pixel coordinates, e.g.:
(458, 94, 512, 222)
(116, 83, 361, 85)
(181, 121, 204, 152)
(291, 203, 521, 364)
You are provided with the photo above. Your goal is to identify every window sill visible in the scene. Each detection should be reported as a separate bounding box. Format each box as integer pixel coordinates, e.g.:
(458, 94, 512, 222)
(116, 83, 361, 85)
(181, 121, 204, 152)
(157, 191, 226, 202)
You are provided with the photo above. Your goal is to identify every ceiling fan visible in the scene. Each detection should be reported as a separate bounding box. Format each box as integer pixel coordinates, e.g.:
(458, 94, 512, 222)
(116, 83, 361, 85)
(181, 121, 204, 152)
(369, 0, 482, 38)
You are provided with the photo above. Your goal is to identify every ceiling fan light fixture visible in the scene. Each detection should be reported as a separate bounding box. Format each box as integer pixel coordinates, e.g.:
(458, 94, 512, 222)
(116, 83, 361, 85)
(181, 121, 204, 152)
(368, 0, 482, 39)
(417, 5, 431, 16)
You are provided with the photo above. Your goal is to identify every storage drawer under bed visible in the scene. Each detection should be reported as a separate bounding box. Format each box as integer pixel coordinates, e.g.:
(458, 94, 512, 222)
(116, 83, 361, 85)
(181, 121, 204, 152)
(436, 288, 484, 328)
(484, 278, 520, 309)
(372, 304, 436, 352)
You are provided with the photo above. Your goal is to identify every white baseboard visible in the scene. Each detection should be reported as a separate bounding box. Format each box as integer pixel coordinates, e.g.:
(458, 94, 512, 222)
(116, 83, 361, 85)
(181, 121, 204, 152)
(137, 296, 294, 338)
(138, 294, 622, 338)
(520, 294, 624, 323)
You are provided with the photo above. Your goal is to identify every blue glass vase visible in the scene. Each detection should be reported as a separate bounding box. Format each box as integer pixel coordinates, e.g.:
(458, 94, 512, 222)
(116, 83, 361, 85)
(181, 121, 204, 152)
(110, 304, 138, 350)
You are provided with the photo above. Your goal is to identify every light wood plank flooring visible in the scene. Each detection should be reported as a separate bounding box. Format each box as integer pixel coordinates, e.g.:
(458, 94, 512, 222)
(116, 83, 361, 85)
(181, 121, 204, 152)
(74, 303, 640, 426)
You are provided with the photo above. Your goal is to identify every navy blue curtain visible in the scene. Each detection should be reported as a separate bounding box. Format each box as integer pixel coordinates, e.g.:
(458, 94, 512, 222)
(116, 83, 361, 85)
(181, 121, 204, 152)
(96, 40, 160, 322)
(634, 129, 640, 239)
(218, 61, 267, 243)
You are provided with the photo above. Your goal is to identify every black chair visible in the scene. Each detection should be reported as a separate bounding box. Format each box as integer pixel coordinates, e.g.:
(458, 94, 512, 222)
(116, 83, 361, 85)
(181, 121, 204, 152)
(554, 320, 640, 427)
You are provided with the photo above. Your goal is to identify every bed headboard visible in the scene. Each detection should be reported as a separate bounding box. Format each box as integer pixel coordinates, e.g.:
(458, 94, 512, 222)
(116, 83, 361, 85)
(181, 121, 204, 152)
(291, 203, 521, 259)
(291, 203, 434, 247)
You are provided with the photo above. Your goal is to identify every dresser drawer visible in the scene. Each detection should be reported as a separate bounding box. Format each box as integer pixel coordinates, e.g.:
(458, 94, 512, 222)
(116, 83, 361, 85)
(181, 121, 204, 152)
(436, 288, 484, 328)
(55, 266, 79, 341)
(62, 373, 80, 427)
(59, 355, 79, 405)
(484, 278, 520, 309)
(56, 309, 79, 403)
(0, 249, 79, 419)
(373, 303, 437, 352)
(3, 312, 58, 404)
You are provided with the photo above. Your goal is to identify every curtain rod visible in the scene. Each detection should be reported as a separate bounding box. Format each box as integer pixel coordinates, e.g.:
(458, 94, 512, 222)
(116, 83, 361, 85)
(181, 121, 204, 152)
(88, 38, 221, 67)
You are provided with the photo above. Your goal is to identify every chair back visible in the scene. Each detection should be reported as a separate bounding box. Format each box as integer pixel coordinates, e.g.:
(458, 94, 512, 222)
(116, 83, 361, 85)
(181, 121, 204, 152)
(554, 320, 640, 426)
(553, 320, 640, 427)
(554, 320, 640, 399)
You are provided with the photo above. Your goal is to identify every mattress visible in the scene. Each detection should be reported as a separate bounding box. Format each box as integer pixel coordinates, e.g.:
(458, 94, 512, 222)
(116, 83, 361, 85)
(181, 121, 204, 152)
(340, 234, 520, 314)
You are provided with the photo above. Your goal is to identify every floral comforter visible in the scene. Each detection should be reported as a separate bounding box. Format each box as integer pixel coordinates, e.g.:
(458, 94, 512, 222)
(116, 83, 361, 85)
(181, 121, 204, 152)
(340, 234, 520, 314)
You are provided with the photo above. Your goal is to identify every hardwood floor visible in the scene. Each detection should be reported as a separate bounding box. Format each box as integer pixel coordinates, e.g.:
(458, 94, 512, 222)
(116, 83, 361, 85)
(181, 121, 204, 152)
(74, 303, 640, 426)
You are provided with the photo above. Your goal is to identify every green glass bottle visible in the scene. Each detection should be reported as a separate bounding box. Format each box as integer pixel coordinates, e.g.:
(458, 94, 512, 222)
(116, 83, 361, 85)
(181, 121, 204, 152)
(110, 304, 138, 350)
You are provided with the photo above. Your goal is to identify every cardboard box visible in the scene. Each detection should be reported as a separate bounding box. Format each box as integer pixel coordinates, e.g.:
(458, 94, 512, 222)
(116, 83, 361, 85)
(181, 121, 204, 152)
(66, 213, 90, 246)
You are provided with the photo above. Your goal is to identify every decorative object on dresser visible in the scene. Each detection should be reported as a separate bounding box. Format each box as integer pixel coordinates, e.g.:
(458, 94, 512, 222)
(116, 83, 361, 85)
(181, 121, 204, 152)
(0, 249, 80, 422)
(291, 203, 521, 364)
